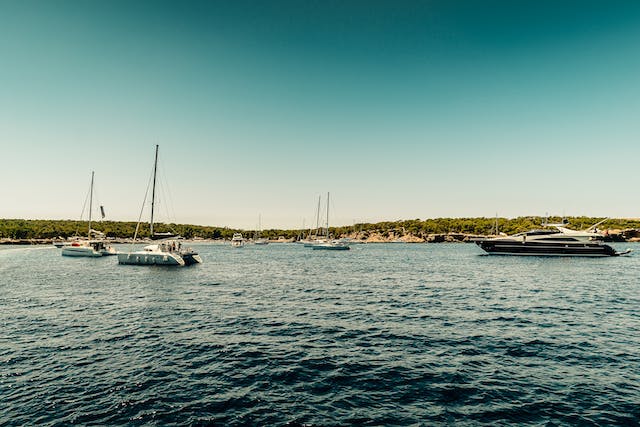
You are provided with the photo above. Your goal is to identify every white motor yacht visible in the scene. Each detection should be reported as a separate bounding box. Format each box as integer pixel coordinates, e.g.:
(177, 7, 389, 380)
(476, 220, 630, 257)
(231, 233, 244, 248)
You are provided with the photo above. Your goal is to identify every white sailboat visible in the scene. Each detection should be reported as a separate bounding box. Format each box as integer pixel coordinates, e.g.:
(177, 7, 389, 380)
(302, 195, 327, 247)
(117, 145, 202, 266)
(254, 214, 268, 245)
(61, 171, 116, 257)
(312, 192, 350, 251)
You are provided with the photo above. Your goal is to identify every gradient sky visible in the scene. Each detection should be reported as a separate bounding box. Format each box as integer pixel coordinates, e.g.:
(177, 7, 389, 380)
(2, 1, 640, 229)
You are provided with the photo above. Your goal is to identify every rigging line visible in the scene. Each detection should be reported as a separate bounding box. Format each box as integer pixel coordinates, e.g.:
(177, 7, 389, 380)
(159, 171, 172, 225)
(130, 161, 155, 249)
(159, 154, 178, 225)
(158, 170, 175, 233)
(156, 152, 178, 232)
(92, 177, 103, 221)
(159, 176, 172, 232)
(75, 178, 92, 237)
(154, 153, 166, 226)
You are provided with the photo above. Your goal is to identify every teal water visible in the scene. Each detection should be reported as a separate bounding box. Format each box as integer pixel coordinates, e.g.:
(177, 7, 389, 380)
(2, 243, 639, 425)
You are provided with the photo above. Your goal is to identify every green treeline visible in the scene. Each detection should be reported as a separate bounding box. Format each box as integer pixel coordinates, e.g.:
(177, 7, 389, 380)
(1, 217, 640, 240)
(0, 219, 250, 240)
(334, 217, 640, 239)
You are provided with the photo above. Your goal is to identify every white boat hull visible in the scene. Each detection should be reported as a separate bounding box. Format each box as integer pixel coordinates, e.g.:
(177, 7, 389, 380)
(61, 246, 102, 257)
(61, 240, 116, 257)
(118, 251, 185, 266)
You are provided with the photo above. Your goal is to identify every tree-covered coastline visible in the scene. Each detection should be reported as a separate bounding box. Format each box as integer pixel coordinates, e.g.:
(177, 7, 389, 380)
(2, 217, 640, 242)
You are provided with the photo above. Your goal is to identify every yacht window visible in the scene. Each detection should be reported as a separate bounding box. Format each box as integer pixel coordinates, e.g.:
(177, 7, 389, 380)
(537, 237, 579, 241)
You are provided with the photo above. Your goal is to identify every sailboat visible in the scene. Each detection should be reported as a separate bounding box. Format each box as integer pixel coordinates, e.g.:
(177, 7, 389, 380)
(61, 171, 117, 257)
(254, 214, 268, 245)
(117, 145, 202, 266)
(312, 192, 350, 251)
(302, 195, 327, 247)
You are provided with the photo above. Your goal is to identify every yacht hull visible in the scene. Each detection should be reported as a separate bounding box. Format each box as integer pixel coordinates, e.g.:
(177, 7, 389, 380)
(476, 240, 619, 257)
(61, 246, 102, 257)
(312, 244, 350, 251)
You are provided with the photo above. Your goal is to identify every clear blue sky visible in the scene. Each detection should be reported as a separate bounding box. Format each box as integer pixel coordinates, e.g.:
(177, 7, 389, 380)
(1, 1, 639, 229)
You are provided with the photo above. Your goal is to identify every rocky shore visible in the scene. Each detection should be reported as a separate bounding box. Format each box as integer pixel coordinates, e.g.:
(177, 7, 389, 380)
(3, 228, 640, 245)
(338, 228, 640, 243)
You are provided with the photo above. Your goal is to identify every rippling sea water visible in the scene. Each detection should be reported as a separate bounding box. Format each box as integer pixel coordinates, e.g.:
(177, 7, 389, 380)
(2, 242, 640, 426)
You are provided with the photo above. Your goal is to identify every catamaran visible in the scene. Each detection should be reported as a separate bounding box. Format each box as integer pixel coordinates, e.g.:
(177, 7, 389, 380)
(61, 171, 116, 257)
(117, 145, 202, 266)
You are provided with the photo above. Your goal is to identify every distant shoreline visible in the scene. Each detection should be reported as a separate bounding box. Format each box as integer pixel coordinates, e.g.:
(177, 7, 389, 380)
(2, 217, 640, 244)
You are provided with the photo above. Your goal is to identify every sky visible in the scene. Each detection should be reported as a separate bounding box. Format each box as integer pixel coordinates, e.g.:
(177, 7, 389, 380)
(1, 1, 640, 229)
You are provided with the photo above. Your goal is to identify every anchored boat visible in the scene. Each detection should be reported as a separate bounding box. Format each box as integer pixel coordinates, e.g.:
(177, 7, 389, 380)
(61, 171, 116, 258)
(476, 219, 630, 257)
(230, 233, 245, 248)
(311, 192, 350, 251)
(117, 145, 202, 267)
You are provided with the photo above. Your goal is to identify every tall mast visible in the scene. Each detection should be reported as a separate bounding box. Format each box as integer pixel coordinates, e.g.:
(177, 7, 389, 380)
(88, 171, 94, 239)
(315, 195, 321, 238)
(150, 144, 159, 236)
(326, 192, 330, 239)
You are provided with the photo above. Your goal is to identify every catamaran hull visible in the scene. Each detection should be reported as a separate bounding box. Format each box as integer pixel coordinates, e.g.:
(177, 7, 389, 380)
(118, 252, 184, 266)
(476, 240, 620, 257)
(100, 247, 118, 256)
(181, 252, 202, 265)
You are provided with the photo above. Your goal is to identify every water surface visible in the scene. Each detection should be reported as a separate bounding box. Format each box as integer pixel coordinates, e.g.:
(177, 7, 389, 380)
(2, 243, 639, 425)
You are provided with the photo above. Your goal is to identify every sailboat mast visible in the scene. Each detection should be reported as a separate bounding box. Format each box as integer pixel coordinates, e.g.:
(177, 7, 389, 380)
(88, 171, 94, 239)
(315, 195, 321, 238)
(150, 144, 159, 236)
(326, 192, 330, 239)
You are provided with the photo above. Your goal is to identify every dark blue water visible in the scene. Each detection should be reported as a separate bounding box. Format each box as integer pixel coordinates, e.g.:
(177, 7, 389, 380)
(2, 243, 640, 426)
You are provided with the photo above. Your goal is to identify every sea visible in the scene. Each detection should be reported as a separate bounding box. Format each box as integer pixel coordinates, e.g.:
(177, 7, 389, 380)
(1, 242, 639, 426)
